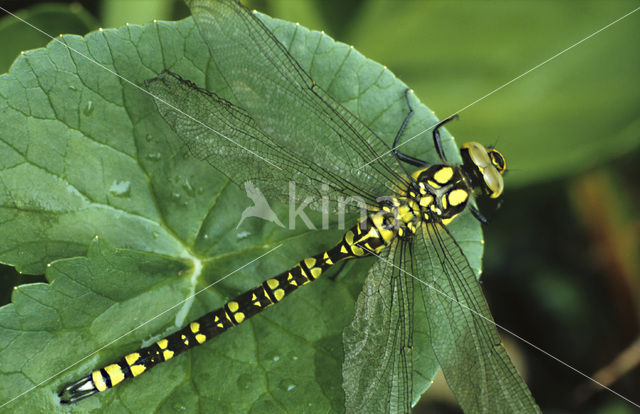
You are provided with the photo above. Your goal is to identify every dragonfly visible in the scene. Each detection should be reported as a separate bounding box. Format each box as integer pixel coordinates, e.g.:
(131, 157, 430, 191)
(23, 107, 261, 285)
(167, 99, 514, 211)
(59, 0, 540, 412)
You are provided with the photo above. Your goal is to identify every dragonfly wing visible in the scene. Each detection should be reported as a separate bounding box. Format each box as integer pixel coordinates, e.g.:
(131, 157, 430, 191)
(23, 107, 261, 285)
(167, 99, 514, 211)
(147, 71, 381, 211)
(415, 220, 541, 413)
(343, 241, 414, 414)
(185, 0, 409, 200)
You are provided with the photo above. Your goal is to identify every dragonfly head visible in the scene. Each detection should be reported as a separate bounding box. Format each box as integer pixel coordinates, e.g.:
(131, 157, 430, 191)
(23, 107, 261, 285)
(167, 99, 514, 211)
(460, 142, 506, 199)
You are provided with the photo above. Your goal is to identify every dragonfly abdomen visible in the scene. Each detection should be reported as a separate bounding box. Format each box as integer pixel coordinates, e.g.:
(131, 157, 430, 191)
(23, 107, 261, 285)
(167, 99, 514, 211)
(59, 216, 389, 403)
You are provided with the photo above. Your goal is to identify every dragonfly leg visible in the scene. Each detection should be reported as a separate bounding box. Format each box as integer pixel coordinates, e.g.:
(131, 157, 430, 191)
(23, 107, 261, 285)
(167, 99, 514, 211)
(432, 114, 460, 163)
(469, 204, 489, 224)
(392, 89, 427, 167)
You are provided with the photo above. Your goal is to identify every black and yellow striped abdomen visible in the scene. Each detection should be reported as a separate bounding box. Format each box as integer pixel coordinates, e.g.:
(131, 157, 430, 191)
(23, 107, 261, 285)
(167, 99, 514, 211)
(59, 213, 395, 403)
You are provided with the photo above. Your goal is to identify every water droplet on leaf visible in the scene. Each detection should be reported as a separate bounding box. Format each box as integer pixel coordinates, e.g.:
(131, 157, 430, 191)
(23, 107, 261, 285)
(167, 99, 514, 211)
(84, 100, 94, 116)
(279, 379, 295, 392)
(109, 180, 131, 197)
(182, 178, 195, 196)
(236, 231, 250, 240)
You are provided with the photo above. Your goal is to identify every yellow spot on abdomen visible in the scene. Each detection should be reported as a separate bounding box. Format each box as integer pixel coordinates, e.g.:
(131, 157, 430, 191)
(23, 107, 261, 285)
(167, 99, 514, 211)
(195, 334, 206, 344)
(234, 312, 246, 323)
(351, 245, 365, 256)
(104, 364, 125, 387)
(311, 267, 322, 279)
(266, 279, 279, 289)
(190, 322, 200, 333)
(345, 231, 354, 245)
(130, 364, 146, 377)
(274, 288, 285, 301)
(92, 370, 108, 392)
(124, 353, 140, 366)
(163, 349, 174, 360)
(228, 301, 239, 312)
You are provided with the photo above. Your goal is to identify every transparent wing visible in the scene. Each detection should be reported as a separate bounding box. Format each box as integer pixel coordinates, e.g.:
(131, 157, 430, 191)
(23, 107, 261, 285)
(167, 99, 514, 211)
(343, 241, 413, 414)
(147, 71, 382, 211)
(185, 0, 410, 202)
(415, 220, 541, 413)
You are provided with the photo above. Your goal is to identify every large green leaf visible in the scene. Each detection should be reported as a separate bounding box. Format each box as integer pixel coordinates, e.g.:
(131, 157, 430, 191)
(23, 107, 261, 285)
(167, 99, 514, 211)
(0, 5, 486, 414)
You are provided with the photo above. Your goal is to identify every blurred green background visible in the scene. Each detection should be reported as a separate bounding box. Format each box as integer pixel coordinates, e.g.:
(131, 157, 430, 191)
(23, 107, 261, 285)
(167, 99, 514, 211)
(1, 0, 638, 413)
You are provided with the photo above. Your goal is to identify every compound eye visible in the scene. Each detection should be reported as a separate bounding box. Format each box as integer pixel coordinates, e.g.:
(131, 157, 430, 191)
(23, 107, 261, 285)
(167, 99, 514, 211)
(488, 149, 506, 173)
(484, 167, 504, 198)
(463, 142, 491, 169)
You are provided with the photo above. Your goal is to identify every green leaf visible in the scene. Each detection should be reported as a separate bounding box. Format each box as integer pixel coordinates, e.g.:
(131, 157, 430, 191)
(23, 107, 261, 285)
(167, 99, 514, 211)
(0, 6, 485, 414)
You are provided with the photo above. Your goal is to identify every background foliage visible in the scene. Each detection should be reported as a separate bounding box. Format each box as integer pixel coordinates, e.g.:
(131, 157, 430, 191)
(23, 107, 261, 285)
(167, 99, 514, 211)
(1, 1, 638, 413)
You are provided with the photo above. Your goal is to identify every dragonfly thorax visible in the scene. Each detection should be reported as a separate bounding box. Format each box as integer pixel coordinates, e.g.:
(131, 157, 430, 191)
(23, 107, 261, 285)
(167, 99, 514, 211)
(409, 164, 471, 225)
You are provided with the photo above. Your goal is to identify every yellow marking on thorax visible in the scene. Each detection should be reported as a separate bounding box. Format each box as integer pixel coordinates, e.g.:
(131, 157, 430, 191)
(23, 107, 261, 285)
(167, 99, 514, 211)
(398, 205, 412, 222)
(448, 188, 468, 206)
(92, 370, 108, 392)
(433, 166, 454, 184)
(104, 364, 125, 387)
(419, 195, 434, 208)
(441, 216, 457, 226)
